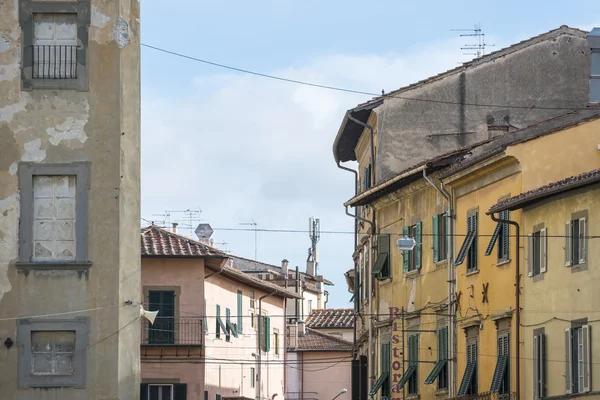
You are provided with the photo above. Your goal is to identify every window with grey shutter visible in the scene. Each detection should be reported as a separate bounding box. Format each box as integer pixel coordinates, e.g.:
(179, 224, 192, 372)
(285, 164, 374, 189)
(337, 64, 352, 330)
(490, 334, 509, 393)
(565, 221, 573, 267)
(372, 234, 390, 280)
(565, 328, 573, 394)
(458, 340, 478, 396)
(455, 212, 477, 268)
(534, 333, 546, 399)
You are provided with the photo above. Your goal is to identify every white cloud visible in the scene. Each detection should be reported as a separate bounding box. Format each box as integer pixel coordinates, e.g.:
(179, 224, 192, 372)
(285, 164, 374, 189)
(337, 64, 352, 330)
(141, 36, 471, 306)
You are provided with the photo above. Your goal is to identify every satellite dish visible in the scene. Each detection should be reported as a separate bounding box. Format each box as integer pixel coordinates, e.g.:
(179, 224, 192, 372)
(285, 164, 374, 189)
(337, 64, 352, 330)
(140, 305, 159, 325)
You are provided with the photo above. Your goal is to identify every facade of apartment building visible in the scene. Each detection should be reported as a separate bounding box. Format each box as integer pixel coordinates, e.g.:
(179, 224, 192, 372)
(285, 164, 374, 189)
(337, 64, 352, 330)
(140, 225, 228, 400)
(0, 1, 140, 399)
(204, 263, 300, 400)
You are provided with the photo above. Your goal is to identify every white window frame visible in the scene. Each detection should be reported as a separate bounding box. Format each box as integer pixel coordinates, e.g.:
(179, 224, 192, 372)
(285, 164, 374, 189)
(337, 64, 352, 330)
(148, 384, 174, 400)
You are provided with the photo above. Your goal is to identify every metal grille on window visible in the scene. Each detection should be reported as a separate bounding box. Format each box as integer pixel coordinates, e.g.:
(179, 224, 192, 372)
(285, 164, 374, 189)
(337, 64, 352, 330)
(33, 14, 78, 79)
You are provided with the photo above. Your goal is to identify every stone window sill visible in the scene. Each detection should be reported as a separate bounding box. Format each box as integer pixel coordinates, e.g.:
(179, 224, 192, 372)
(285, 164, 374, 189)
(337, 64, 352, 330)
(405, 269, 420, 278)
(407, 394, 420, 400)
(378, 278, 392, 285)
(496, 259, 511, 267)
(465, 269, 479, 277)
(16, 262, 92, 271)
(434, 389, 448, 397)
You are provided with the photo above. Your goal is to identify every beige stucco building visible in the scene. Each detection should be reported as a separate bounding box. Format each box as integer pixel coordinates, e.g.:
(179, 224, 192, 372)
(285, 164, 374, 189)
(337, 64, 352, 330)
(0, 0, 140, 399)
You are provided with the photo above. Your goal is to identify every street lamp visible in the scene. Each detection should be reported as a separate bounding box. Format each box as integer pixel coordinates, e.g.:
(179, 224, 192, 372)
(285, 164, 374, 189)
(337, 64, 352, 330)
(332, 388, 347, 400)
(396, 235, 416, 251)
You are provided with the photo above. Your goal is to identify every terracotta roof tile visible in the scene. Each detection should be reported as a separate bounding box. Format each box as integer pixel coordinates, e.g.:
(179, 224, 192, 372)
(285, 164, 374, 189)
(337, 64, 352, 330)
(141, 225, 226, 257)
(292, 328, 353, 352)
(488, 169, 600, 213)
(306, 309, 354, 329)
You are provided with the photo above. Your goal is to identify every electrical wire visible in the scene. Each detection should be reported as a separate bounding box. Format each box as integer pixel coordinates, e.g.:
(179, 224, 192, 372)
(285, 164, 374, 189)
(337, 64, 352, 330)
(140, 43, 590, 112)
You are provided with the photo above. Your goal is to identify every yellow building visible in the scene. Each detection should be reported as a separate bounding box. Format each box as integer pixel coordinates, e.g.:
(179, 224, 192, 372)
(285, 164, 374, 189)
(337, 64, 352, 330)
(488, 115, 600, 400)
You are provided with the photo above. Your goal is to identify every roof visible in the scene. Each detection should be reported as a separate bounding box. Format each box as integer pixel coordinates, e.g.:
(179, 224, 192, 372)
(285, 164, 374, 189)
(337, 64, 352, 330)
(345, 138, 496, 207)
(230, 255, 334, 286)
(306, 309, 354, 330)
(141, 225, 227, 257)
(291, 328, 353, 352)
(333, 25, 588, 163)
(488, 169, 600, 214)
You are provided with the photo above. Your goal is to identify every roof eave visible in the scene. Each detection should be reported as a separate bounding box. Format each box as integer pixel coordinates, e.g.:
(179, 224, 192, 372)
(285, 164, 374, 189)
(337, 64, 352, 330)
(333, 101, 383, 164)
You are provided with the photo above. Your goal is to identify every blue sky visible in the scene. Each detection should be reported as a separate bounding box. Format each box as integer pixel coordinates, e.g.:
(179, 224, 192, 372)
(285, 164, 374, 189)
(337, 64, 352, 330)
(139, 1, 600, 307)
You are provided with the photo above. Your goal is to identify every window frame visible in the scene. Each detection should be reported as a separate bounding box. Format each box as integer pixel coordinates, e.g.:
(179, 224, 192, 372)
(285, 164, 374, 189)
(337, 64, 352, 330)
(533, 328, 546, 399)
(17, 162, 91, 270)
(466, 212, 478, 273)
(433, 213, 448, 263)
(18, 317, 89, 388)
(19, 0, 90, 91)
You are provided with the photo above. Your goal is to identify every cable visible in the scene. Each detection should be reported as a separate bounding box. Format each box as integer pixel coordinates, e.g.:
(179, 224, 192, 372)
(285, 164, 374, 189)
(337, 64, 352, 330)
(0, 304, 123, 321)
(140, 43, 590, 112)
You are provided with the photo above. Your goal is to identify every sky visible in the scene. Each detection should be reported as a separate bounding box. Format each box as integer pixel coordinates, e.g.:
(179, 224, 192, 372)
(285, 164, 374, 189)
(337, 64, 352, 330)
(139, 1, 600, 308)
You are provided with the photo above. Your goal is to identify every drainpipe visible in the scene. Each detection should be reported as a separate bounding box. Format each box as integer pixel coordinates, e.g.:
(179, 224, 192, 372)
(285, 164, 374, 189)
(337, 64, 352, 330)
(301, 352, 305, 400)
(258, 291, 278, 400)
(489, 212, 520, 400)
(422, 170, 456, 397)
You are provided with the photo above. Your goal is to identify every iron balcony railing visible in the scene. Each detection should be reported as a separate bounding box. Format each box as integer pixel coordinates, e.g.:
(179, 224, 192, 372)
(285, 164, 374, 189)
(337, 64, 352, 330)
(448, 392, 516, 400)
(140, 317, 203, 346)
(32, 45, 78, 79)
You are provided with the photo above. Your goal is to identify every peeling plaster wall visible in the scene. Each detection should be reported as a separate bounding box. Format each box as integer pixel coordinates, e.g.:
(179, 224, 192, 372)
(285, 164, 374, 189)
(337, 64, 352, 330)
(0, 0, 141, 399)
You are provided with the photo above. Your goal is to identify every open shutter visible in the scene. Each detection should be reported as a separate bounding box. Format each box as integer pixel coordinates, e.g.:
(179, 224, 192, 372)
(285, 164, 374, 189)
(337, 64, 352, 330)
(565, 221, 572, 267)
(237, 291, 243, 333)
(433, 215, 439, 263)
(265, 317, 271, 352)
(216, 304, 221, 339)
(583, 325, 591, 392)
(485, 222, 501, 256)
(174, 383, 188, 400)
(540, 229, 548, 273)
(416, 222, 422, 269)
(534, 335, 539, 399)
(403, 227, 410, 273)
(501, 210, 510, 260)
(204, 298, 208, 333)
(579, 217, 587, 264)
(527, 234, 534, 277)
(565, 328, 572, 394)
(140, 383, 149, 400)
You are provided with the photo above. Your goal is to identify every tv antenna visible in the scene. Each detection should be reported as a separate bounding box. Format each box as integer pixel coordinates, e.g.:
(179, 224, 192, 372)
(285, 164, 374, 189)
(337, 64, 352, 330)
(240, 219, 258, 260)
(153, 209, 203, 235)
(451, 23, 494, 59)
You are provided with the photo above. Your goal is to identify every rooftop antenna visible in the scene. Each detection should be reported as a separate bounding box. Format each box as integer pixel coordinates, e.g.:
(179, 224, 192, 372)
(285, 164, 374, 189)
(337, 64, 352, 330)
(451, 23, 494, 59)
(163, 209, 202, 235)
(307, 217, 321, 276)
(240, 219, 258, 260)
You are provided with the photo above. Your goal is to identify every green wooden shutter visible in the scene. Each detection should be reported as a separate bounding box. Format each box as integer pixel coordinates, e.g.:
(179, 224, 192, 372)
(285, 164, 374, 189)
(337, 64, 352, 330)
(502, 210, 510, 260)
(416, 222, 422, 269)
(216, 304, 221, 339)
(403, 227, 410, 273)
(237, 290, 243, 333)
(265, 317, 271, 351)
(433, 215, 439, 263)
(225, 308, 231, 342)
(204, 298, 208, 333)
(174, 383, 187, 400)
(140, 383, 149, 400)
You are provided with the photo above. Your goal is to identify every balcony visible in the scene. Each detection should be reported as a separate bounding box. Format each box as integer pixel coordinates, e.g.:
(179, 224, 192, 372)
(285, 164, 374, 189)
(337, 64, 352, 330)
(449, 392, 516, 400)
(140, 317, 203, 360)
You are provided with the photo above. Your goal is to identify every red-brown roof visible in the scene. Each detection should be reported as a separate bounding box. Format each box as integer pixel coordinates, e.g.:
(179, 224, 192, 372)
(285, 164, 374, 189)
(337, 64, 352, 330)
(488, 169, 600, 213)
(291, 328, 353, 352)
(211, 264, 303, 299)
(306, 309, 354, 329)
(141, 225, 226, 257)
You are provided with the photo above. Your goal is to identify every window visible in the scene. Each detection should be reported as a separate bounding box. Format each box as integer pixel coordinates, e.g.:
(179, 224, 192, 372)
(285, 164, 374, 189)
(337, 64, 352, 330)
(225, 308, 239, 342)
(19, 0, 90, 90)
(397, 335, 418, 394)
(402, 223, 422, 273)
(251, 367, 256, 388)
(458, 340, 478, 396)
(149, 385, 173, 400)
(216, 394, 222, 400)
(204, 298, 208, 333)
(308, 300, 313, 314)
(565, 324, 591, 394)
(18, 162, 91, 269)
(433, 213, 448, 262)
(533, 331, 546, 399)
(18, 317, 89, 388)
(372, 234, 391, 280)
(425, 327, 448, 389)
(260, 314, 271, 352)
(528, 229, 547, 277)
(148, 290, 175, 344)
(455, 212, 478, 273)
(140, 383, 187, 400)
(565, 217, 587, 268)
(369, 342, 390, 399)
(237, 290, 243, 334)
(490, 334, 509, 394)
(363, 164, 372, 192)
(485, 210, 510, 262)
(250, 290, 255, 309)
(273, 329, 280, 356)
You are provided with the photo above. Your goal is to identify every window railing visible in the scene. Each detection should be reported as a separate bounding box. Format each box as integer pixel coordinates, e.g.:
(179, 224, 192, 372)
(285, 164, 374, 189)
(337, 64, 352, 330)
(140, 317, 203, 346)
(448, 392, 516, 400)
(32, 45, 78, 79)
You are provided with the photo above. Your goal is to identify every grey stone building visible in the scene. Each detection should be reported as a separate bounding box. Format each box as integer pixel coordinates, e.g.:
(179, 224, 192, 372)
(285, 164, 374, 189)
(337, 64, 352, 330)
(0, 1, 140, 399)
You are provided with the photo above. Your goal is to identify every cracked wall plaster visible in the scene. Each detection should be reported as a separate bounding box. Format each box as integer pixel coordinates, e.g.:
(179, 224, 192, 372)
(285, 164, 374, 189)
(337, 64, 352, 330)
(0, 36, 10, 53)
(113, 18, 130, 48)
(47, 116, 89, 146)
(0, 95, 28, 123)
(91, 5, 110, 28)
(0, 195, 17, 303)
(0, 63, 19, 82)
(22, 139, 46, 162)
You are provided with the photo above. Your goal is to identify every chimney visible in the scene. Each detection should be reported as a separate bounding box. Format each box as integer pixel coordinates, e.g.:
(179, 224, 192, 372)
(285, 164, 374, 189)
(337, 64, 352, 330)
(588, 28, 600, 103)
(172, 223, 178, 233)
(297, 319, 305, 337)
(281, 259, 289, 275)
(486, 112, 510, 139)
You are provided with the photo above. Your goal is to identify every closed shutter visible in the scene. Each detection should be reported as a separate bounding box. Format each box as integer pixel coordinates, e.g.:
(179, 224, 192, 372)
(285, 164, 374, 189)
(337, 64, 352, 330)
(140, 383, 149, 400)
(174, 383, 187, 400)
(433, 215, 439, 263)
(237, 290, 243, 333)
(565, 328, 572, 394)
(540, 334, 546, 398)
(540, 229, 548, 273)
(583, 325, 591, 392)
(403, 227, 410, 273)
(565, 221, 572, 267)
(501, 210, 510, 260)
(579, 218, 587, 264)
(416, 222, 422, 269)
(528, 234, 534, 277)
(216, 305, 221, 339)
(534, 335, 539, 399)
(265, 317, 271, 351)
(225, 308, 231, 342)
(204, 298, 208, 333)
